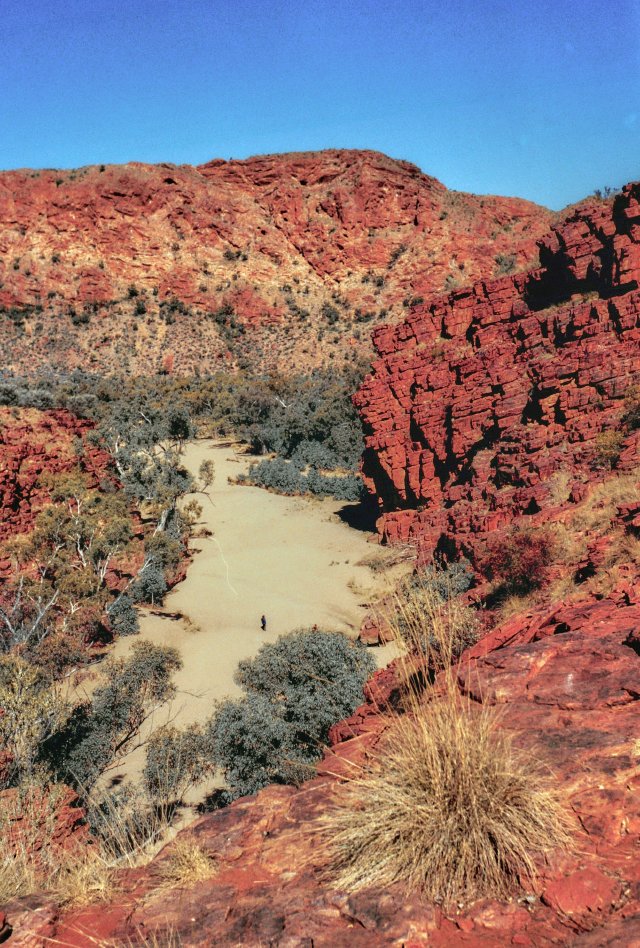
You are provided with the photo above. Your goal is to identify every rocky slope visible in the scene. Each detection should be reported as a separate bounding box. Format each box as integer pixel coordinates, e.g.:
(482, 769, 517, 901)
(0, 408, 111, 546)
(0, 149, 552, 375)
(9, 588, 640, 945)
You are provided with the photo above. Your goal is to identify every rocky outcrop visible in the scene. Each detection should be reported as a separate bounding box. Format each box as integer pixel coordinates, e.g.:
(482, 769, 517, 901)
(355, 184, 640, 557)
(0, 150, 552, 375)
(0, 408, 111, 545)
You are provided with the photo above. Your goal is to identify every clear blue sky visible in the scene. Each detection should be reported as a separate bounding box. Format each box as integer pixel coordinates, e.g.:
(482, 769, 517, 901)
(1, 0, 639, 209)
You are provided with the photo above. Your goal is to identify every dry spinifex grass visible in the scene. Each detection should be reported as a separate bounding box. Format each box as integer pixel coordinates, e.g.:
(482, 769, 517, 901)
(156, 837, 217, 889)
(320, 573, 571, 905)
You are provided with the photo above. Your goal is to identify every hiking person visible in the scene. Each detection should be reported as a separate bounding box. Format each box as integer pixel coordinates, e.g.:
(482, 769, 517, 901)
(260, 614, 267, 631)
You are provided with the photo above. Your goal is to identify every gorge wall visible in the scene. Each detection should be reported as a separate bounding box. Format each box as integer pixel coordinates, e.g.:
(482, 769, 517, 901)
(356, 184, 640, 559)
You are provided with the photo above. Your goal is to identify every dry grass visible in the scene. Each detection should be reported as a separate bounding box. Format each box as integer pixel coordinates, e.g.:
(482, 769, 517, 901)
(0, 786, 115, 907)
(357, 541, 418, 573)
(376, 572, 479, 678)
(156, 837, 217, 889)
(0, 781, 176, 909)
(320, 576, 571, 905)
(324, 698, 569, 902)
(545, 468, 573, 506)
(571, 469, 640, 535)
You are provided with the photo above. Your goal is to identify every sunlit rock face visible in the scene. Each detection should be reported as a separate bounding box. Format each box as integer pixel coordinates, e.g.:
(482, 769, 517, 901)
(0, 149, 551, 374)
(356, 184, 640, 557)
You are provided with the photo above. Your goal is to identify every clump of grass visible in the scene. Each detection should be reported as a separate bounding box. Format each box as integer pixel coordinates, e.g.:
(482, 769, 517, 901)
(320, 570, 571, 905)
(157, 837, 217, 889)
(0, 785, 115, 906)
(325, 697, 568, 902)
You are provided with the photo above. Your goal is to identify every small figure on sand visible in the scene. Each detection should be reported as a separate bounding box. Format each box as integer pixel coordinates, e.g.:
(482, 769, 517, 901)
(260, 614, 267, 631)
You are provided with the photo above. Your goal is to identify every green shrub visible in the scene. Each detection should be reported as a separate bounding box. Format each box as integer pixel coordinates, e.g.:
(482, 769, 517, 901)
(207, 629, 375, 799)
(46, 642, 181, 789)
(106, 594, 139, 636)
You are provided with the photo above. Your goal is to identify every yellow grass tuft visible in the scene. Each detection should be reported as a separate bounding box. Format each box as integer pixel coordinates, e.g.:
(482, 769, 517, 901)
(157, 837, 217, 889)
(320, 572, 571, 905)
(323, 696, 569, 903)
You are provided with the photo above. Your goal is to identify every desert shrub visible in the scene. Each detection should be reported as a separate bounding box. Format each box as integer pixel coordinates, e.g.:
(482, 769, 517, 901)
(623, 385, 640, 430)
(321, 302, 340, 325)
(143, 724, 212, 807)
(385, 562, 478, 665)
(323, 695, 570, 903)
(410, 559, 473, 601)
(244, 457, 304, 495)
(0, 654, 69, 787)
(482, 528, 555, 596)
(132, 561, 168, 605)
(143, 532, 183, 572)
(207, 693, 313, 799)
(106, 593, 139, 636)
(593, 430, 625, 468)
(305, 469, 363, 501)
(46, 642, 181, 789)
(322, 573, 570, 903)
(245, 457, 363, 501)
(0, 784, 114, 906)
(207, 629, 375, 799)
(157, 837, 217, 888)
(494, 253, 516, 275)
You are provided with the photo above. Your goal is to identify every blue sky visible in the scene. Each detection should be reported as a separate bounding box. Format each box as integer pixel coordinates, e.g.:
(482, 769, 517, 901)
(1, 0, 639, 208)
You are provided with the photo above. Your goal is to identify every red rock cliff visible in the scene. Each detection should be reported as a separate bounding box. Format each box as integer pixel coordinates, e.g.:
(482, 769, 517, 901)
(355, 184, 640, 556)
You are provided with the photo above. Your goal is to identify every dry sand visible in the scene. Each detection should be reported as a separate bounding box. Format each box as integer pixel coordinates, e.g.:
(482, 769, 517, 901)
(108, 441, 391, 785)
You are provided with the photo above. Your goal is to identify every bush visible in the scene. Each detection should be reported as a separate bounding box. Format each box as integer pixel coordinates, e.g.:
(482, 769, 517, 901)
(132, 563, 167, 605)
(384, 563, 478, 666)
(47, 642, 181, 789)
(482, 528, 555, 596)
(245, 457, 363, 501)
(0, 655, 69, 787)
(324, 694, 570, 902)
(413, 560, 474, 601)
(593, 430, 625, 468)
(207, 693, 313, 799)
(143, 725, 212, 807)
(106, 594, 139, 637)
(207, 629, 375, 799)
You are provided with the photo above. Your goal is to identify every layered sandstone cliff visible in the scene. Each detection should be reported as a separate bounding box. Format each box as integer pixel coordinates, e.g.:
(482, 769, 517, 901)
(355, 184, 640, 557)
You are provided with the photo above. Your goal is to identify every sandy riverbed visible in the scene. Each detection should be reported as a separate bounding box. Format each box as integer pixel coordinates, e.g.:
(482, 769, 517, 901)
(108, 441, 392, 785)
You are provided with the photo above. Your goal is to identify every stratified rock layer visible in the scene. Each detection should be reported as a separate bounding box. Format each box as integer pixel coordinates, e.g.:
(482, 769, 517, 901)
(0, 149, 552, 374)
(355, 184, 640, 555)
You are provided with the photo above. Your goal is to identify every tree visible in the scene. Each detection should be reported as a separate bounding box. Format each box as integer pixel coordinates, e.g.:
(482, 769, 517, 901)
(46, 641, 182, 789)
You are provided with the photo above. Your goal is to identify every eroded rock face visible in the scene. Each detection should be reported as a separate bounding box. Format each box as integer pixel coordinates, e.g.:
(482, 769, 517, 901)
(0, 149, 552, 374)
(355, 184, 640, 555)
(0, 408, 111, 544)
